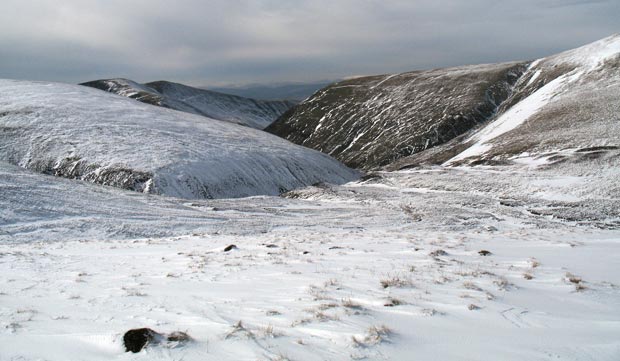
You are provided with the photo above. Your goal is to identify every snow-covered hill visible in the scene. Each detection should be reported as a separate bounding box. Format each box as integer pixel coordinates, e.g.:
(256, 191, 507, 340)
(81, 79, 295, 129)
(268, 35, 620, 170)
(0, 79, 358, 199)
(394, 34, 620, 168)
(267, 62, 527, 169)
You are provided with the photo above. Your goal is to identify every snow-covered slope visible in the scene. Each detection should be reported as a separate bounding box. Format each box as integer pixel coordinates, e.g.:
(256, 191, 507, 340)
(437, 34, 620, 166)
(267, 62, 526, 169)
(0, 79, 358, 199)
(269, 35, 620, 170)
(81, 79, 295, 129)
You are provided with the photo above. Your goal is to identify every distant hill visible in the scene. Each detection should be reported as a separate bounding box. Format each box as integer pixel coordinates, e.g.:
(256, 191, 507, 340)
(80, 79, 295, 129)
(209, 81, 335, 102)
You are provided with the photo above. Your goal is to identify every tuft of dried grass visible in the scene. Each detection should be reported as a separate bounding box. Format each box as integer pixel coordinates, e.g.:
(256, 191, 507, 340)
(494, 277, 514, 291)
(463, 281, 483, 291)
(380, 274, 413, 289)
(383, 297, 405, 307)
(342, 298, 365, 310)
(352, 325, 393, 347)
(225, 320, 254, 340)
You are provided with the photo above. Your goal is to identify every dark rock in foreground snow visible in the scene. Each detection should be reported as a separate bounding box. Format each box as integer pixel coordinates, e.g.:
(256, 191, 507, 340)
(123, 328, 161, 353)
(123, 328, 192, 353)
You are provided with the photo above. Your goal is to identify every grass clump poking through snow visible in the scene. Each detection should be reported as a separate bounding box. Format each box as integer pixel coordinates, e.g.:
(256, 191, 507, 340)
(351, 325, 394, 347)
(225, 321, 254, 340)
(341, 298, 365, 310)
(566, 273, 588, 291)
(380, 274, 413, 289)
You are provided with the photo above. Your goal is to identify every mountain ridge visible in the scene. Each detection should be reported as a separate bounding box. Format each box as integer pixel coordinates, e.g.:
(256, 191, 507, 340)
(80, 78, 295, 129)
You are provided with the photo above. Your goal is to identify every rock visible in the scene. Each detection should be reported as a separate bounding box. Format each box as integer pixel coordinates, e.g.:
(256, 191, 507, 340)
(224, 244, 237, 252)
(122, 328, 192, 353)
(123, 328, 162, 353)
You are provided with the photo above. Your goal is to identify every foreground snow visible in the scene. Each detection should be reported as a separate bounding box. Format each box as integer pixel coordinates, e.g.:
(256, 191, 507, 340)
(1, 154, 619, 360)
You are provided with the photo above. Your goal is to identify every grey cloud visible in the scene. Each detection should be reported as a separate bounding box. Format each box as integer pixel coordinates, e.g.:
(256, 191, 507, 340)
(0, 0, 618, 86)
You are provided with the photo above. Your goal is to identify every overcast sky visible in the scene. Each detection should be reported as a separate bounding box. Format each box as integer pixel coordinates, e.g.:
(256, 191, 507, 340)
(1, 0, 618, 86)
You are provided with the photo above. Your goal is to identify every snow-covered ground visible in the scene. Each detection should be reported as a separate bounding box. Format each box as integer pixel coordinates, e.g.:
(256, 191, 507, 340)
(1, 151, 619, 360)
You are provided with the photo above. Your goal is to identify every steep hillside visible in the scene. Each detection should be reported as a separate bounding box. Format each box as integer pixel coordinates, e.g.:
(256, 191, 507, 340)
(391, 34, 620, 168)
(80, 79, 295, 129)
(266, 62, 527, 169)
(0, 79, 358, 199)
(268, 35, 620, 170)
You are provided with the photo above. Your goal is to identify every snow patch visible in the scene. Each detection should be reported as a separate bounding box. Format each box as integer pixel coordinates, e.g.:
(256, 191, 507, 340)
(446, 71, 575, 163)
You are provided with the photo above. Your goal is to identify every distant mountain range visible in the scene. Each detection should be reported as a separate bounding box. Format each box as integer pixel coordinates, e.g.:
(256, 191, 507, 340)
(208, 81, 335, 102)
(80, 79, 295, 129)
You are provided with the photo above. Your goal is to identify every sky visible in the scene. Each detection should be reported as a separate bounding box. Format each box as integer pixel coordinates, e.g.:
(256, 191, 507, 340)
(0, 0, 618, 87)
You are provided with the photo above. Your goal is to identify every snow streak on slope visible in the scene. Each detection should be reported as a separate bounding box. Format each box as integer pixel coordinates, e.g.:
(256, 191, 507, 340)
(444, 34, 620, 165)
(0, 79, 359, 199)
(447, 72, 571, 163)
(81, 79, 295, 129)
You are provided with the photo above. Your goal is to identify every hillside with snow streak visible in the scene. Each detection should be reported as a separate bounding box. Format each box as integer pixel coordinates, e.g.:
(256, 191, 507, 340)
(266, 62, 527, 169)
(81, 79, 295, 129)
(0, 79, 358, 199)
(395, 34, 620, 168)
(269, 35, 620, 170)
